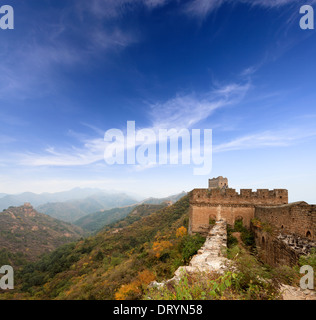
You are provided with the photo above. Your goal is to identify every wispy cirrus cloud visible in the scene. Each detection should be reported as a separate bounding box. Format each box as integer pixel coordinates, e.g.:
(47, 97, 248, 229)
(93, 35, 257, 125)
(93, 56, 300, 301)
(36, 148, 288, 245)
(19, 138, 106, 167)
(0, 2, 139, 100)
(13, 76, 316, 169)
(79, 0, 170, 19)
(15, 80, 249, 167)
(17, 123, 316, 168)
(183, 0, 316, 19)
(184, 0, 224, 19)
(214, 129, 316, 153)
(248, 0, 316, 8)
(150, 82, 250, 129)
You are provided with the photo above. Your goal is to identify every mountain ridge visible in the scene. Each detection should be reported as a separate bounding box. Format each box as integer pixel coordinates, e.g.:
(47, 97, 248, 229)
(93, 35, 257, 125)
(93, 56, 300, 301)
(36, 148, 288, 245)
(0, 188, 140, 212)
(74, 191, 188, 231)
(0, 203, 84, 267)
(35, 192, 138, 223)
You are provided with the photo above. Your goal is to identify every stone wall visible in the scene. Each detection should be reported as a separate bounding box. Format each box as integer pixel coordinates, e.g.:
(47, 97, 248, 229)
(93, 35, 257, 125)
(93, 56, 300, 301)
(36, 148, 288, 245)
(191, 188, 288, 206)
(150, 220, 229, 288)
(252, 227, 301, 266)
(255, 202, 316, 240)
(176, 220, 228, 275)
(188, 179, 315, 269)
(189, 188, 288, 234)
(252, 202, 316, 266)
(252, 226, 316, 267)
(189, 204, 255, 233)
(208, 176, 228, 189)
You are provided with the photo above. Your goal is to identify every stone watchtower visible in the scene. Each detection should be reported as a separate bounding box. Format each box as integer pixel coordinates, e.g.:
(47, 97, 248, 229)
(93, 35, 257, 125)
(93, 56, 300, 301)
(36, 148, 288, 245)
(189, 177, 288, 234)
(208, 176, 228, 189)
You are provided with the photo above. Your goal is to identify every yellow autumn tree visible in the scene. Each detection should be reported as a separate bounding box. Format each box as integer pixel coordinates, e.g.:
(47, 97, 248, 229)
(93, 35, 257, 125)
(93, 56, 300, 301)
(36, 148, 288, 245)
(115, 282, 141, 300)
(138, 269, 155, 286)
(115, 269, 155, 300)
(176, 226, 187, 238)
(152, 240, 173, 258)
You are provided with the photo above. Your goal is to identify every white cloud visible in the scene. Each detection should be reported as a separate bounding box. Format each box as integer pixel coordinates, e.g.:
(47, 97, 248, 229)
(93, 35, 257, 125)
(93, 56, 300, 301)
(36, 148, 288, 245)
(81, 0, 170, 19)
(13, 81, 249, 167)
(183, 0, 316, 19)
(14, 122, 316, 169)
(248, 0, 316, 8)
(92, 28, 137, 50)
(145, 0, 170, 8)
(0, 3, 138, 100)
(150, 82, 250, 129)
(17, 78, 316, 169)
(185, 0, 225, 19)
(214, 129, 316, 153)
(19, 138, 106, 167)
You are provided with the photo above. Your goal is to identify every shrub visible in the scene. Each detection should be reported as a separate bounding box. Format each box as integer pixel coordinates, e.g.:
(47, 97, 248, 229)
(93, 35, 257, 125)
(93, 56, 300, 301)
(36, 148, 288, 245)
(152, 241, 173, 258)
(146, 271, 238, 300)
(176, 226, 187, 238)
(115, 269, 155, 300)
(227, 225, 238, 248)
(179, 234, 205, 263)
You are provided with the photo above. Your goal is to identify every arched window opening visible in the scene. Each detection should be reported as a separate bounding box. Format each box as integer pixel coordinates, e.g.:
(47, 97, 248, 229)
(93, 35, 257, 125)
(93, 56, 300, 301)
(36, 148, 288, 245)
(262, 236, 265, 246)
(209, 216, 216, 226)
(234, 217, 243, 231)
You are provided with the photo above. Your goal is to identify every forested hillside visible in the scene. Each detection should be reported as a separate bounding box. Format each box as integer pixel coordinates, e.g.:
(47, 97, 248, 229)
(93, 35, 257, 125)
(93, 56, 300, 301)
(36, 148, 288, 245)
(2, 195, 205, 300)
(0, 204, 84, 268)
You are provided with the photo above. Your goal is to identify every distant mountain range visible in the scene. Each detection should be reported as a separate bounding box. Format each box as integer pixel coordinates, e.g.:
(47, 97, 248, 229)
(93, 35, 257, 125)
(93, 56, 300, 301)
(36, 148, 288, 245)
(0, 188, 139, 223)
(0, 204, 84, 267)
(74, 191, 187, 232)
(0, 188, 132, 210)
(0, 189, 187, 224)
(36, 192, 138, 223)
(74, 205, 137, 232)
(141, 191, 187, 205)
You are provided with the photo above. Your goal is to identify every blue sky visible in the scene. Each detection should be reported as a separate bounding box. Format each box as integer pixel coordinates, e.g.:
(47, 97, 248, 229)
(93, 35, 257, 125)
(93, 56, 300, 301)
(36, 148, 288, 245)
(0, 0, 316, 202)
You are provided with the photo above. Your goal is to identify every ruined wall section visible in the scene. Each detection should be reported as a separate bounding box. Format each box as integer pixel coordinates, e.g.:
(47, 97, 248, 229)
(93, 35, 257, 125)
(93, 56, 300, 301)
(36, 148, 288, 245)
(252, 228, 301, 266)
(252, 202, 316, 266)
(252, 227, 316, 267)
(255, 202, 316, 240)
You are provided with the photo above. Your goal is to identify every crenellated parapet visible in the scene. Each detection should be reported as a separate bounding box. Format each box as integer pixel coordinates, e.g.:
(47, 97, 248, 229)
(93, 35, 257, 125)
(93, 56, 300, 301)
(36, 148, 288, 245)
(190, 188, 288, 206)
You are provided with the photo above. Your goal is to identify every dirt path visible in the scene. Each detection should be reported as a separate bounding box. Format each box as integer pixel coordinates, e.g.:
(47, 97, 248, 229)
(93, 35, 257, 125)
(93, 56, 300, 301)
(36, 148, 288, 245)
(232, 232, 245, 249)
(281, 285, 316, 300)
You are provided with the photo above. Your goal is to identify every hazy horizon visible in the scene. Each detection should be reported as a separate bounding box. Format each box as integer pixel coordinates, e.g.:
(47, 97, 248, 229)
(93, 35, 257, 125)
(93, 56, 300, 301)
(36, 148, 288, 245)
(0, 180, 315, 205)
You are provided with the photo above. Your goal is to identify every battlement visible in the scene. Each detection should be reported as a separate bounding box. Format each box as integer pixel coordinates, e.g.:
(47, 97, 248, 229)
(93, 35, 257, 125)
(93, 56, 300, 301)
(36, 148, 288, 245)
(190, 188, 288, 206)
(189, 177, 289, 235)
(189, 177, 314, 268)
